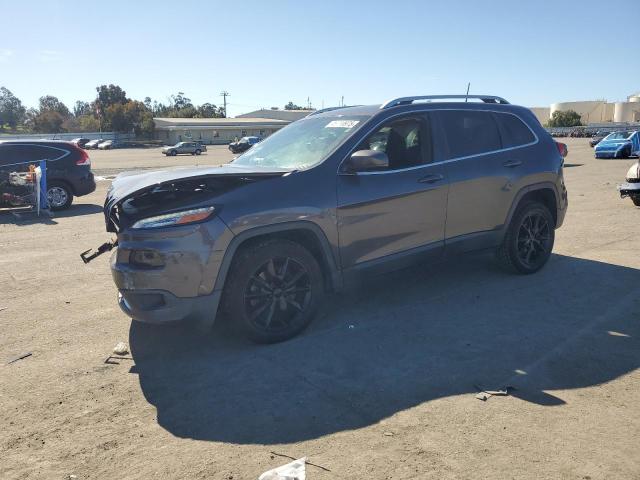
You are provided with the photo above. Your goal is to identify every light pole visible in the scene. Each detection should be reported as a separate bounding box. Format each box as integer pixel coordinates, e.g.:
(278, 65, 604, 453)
(220, 91, 229, 117)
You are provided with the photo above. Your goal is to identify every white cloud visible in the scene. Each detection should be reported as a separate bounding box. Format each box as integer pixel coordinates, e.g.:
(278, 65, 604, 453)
(0, 49, 14, 62)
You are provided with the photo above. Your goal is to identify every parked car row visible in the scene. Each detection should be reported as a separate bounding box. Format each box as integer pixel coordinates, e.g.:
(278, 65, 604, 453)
(71, 137, 115, 150)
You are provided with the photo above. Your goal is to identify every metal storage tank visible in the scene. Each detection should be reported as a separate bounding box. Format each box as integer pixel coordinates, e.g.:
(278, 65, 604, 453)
(614, 102, 640, 122)
(550, 101, 611, 123)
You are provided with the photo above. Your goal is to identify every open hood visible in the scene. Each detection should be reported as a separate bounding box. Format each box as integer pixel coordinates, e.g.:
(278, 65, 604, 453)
(104, 163, 291, 232)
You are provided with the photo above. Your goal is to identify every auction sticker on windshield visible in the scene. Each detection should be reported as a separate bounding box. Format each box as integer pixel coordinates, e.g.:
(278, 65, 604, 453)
(325, 120, 359, 129)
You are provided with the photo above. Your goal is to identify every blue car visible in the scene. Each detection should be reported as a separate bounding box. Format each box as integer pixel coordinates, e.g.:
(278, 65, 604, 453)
(594, 130, 640, 159)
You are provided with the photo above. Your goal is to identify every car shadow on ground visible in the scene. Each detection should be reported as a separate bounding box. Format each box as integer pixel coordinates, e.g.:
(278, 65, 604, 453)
(0, 203, 102, 225)
(129, 253, 640, 444)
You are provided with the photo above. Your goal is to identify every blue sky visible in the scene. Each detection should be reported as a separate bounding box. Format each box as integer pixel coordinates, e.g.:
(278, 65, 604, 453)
(1, 0, 639, 116)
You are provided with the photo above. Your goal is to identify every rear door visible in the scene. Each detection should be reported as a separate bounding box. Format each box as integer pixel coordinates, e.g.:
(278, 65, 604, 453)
(434, 109, 535, 241)
(337, 113, 449, 269)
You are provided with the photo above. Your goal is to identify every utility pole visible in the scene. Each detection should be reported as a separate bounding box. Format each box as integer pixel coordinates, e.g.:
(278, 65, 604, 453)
(341, 95, 344, 107)
(220, 91, 229, 117)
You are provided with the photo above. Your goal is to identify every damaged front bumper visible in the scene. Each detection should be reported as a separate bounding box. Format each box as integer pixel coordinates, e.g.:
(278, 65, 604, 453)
(111, 216, 234, 326)
(618, 181, 640, 198)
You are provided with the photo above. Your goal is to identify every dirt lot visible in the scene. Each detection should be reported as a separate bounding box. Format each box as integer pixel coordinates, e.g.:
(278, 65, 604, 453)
(1, 139, 639, 480)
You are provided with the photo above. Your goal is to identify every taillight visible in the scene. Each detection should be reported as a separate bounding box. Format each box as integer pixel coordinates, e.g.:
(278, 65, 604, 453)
(556, 142, 568, 158)
(75, 147, 91, 166)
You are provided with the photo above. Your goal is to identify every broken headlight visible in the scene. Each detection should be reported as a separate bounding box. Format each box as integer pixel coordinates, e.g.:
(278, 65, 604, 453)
(131, 206, 216, 229)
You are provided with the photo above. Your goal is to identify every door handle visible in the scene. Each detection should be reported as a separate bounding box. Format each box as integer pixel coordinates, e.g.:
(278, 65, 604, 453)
(418, 173, 444, 184)
(503, 160, 522, 168)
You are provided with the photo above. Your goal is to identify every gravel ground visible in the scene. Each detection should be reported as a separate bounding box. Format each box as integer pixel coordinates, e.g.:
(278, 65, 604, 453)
(1, 139, 639, 480)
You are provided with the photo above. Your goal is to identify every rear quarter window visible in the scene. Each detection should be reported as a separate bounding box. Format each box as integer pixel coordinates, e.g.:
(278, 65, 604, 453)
(0, 144, 69, 167)
(494, 113, 535, 147)
(439, 110, 501, 158)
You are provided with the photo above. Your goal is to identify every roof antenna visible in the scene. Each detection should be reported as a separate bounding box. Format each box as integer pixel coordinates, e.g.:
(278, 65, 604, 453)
(465, 82, 471, 102)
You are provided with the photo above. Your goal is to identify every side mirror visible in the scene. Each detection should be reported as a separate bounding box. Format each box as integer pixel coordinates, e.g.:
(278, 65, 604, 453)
(343, 149, 389, 173)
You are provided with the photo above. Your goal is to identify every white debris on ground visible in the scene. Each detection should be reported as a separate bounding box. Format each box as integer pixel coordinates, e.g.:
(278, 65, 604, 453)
(258, 457, 306, 480)
(113, 342, 129, 355)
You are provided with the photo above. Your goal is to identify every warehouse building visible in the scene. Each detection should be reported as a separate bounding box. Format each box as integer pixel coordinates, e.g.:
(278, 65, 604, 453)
(530, 91, 640, 126)
(154, 109, 314, 145)
(154, 117, 291, 145)
(236, 109, 313, 122)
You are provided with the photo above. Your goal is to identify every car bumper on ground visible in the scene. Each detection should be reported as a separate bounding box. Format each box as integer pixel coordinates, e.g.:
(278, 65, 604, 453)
(110, 217, 233, 326)
(618, 182, 640, 197)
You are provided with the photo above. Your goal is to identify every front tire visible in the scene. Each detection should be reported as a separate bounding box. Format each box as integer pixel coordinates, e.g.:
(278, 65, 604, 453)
(496, 201, 555, 274)
(630, 195, 640, 207)
(47, 182, 73, 211)
(170, 150, 177, 156)
(224, 239, 324, 343)
(195, 149, 202, 155)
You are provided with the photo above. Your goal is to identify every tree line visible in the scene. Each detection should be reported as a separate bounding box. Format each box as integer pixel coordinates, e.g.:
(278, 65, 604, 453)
(0, 85, 227, 137)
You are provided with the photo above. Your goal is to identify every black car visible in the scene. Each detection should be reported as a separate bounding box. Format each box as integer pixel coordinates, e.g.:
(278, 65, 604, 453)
(228, 136, 261, 154)
(0, 140, 96, 210)
(589, 131, 610, 147)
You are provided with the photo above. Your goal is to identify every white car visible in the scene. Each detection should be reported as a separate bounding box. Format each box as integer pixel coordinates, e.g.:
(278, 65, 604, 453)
(84, 139, 103, 149)
(97, 140, 113, 150)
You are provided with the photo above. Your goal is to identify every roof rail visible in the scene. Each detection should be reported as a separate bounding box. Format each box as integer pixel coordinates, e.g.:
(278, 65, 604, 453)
(307, 105, 360, 116)
(380, 95, 510, 109)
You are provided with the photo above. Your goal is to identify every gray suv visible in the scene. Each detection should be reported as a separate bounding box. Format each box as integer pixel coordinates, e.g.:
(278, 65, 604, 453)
(99, 95, 568, 343)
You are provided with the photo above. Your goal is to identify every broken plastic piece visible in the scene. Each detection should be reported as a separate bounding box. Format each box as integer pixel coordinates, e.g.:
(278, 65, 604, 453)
(81, 239, 118, 264)
(474, 385, 515, 401)
(259, 457, 306, 480)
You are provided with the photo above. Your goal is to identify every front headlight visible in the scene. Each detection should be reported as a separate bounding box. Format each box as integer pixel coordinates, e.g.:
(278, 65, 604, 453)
(626, 163, 640, 181)
(131, 206, 215, 229)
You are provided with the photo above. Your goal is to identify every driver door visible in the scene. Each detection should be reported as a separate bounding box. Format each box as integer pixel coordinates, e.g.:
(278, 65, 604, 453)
(336, 114, 449, 272)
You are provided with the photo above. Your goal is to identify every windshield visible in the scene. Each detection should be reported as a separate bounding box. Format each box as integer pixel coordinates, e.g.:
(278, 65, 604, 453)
(604, 131, 632, 141)
(232, 115, 368, 170)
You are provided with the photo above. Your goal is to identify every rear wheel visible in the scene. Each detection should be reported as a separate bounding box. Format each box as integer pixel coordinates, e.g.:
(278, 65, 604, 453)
(47, 182, 73, 210)
(496, 201, 555, 274)
(224, 239, 324, 343)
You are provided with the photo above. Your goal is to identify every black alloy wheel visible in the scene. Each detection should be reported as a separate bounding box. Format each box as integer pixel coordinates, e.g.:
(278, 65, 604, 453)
(515, 211, 552, 270)
(496, 202, 555, 274)
(244, 257, 312, 334)
(224, 239, 323, 343)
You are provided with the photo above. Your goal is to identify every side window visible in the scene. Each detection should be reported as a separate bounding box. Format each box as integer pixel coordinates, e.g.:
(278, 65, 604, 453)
(357, 117, 429, 170)
(0, 145, 63, 166)
(439, 110, 501, 158)
(495, 113, 535, 147)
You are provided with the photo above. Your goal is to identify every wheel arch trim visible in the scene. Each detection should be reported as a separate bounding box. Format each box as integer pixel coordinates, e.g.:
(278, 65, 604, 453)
(504, 182, 561, 230)
(213, 221, 342, 294)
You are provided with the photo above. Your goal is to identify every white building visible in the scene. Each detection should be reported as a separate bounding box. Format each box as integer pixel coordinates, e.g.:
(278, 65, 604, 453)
(236, 109, 313, 122)
(154, 117, 290, 145)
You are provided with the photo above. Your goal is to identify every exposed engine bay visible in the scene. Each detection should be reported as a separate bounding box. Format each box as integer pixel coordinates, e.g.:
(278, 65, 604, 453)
(103, 166, 288, 233)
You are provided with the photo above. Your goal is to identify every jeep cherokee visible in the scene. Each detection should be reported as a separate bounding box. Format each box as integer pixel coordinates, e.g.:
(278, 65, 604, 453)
(99, 95, 568, 343)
